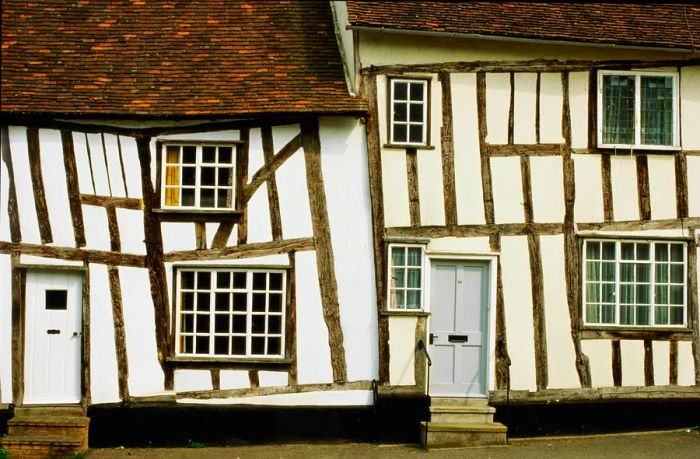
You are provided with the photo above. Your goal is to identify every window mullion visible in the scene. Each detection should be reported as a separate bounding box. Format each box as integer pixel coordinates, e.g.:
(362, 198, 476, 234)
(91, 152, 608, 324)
(635, 75, 641, 147)
(650, 243, 656, 326)
(195, 146, 202, 208)
(615, 240, 621, 326)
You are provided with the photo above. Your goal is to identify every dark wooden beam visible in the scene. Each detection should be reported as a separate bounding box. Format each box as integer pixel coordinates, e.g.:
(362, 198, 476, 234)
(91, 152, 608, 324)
(406, 147, 421, 227)
(601, 153, 614, 222)
(477, 72, 495, 226)
(61, 131, 87, 247)
(84, 133, 97, 194)
(194, 222, 207, 250)
(116, 135, 130, 198)
(688, 228, 699, 385)
(488, 143, 564, 157)
(528, 233, 548, 390)
(165, 237, 314, 262)
(490, 384, 700, 405)
(261, 126, 284, 241)
(26, 128, 53, 244)
(675, 152, 688, 219)
(108, 266, 129, 401)
(236, 129, 250, 246)
(507, 72, 515, 145)
(100, 133, 113, 196)
(81, 262, 92, 405)
(636, 154, 651, 221)
(644, 339, 654, 386)
(535, 72, 541, 144)
(491, 235, 510, 391)
(10, 252, 24, 405)
(612, 339, 622, 387)
(1, 126, 22, 242)
(582, 328, 693, 341)
(106, 206, 121, 253)
(414, 315, 427, 390)
(248, 370, 260, 389)
(80, 194, 143, 210)
(210, 369, 220, 391)
(386, 222, 563, 239)
(177, 379, 373, 400)
(669, 340, 678, 385)
(286, 251, 298, 386)
(0, 241, 145, 267)
(438, 72, 458, 226)
(577, 217, 700, 232)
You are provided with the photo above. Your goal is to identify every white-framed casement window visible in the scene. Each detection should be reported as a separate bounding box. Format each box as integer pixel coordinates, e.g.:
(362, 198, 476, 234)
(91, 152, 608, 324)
(162, 144, 235, 209)
(583, 239, 687, 328)
(388, 244, 425, 310)
(597, 70, 679, 150)
(389, 78, 429, 146)
(175, 268, 286, 358)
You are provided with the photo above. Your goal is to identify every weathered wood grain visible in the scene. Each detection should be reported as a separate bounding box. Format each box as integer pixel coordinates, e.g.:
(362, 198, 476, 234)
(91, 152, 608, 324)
(108, 266, 129, 401)
(61, 130, 86, 247)
(1, 126, 22, 242)
(236, 129, 250, 246)
(100, 133, 113, 196)
(286, 251, 298, 386)
(612, 339, 622, 387)
(414, 315, 427, 390)
(194, 222, 207, 250)
(669, 340, 678, 385)
(261, 126, 284, 241)
(80, 194, 143, 210)
(488, 143, 564, 157)
(581, 328, 693, 341)
(11, 252, 24, 405)
(521, 156, 533, 223)
(406, 147, 421, 227)
(81, 262, 91, 405)
(528, 233, 548, 390)
(675, 152, 688, 219)
(386, 222, 563, 239)
(0, 241, 145, 267)
(508, 72, 515, 145)
(477, 72, 495, 226)
(493, 235, 511, 390)
(116, 135, 129, 198)
(27, 128, 53, 243)
(177, 380, 373, 400)
(301, 117, 347, 383)
(535, 72, 541, 144)
(438, 72, 458, 226)
(644, 339, 654, 386)
(636, 154, 651, 221)
(106, 206, 121, 253)
(577, 217, 700, 232)
(601, 153, 614, 222)
(210, 369, 220, 391)
(211, 222, 234, 250)
(688, 228, 699, 385)
(490, 385, 700, 405)
(244, 133, 302, 203)
(587, 69, 597, 149)
(165, 237, 314, 262)
(248, 370, 260, 389)
(84, 132, 97, 194)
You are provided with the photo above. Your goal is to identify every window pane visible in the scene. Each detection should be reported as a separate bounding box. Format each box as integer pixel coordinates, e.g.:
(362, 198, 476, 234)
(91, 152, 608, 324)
(636, 243, 650, 260)
(268, 315, 282, 334)
(586, 261, 600, 281)
(620, 284, 633, 303)
(586, 303, 599, 323)
(602, 283, 615, 303)
(196, 314, 210, 333)
(233, 293, 247, 311)
(636, 306, 650, 325)
(252, 293, 266, 312)
(203, 146, 216, 163)
(166, 146, 180, 164)
(655, 244, 668, 262)
(392, 247, 405, 266)
(394, 103, 407, 122)
(269, 293, 283, 312)
(181, 292, 194, 311)
(670, 244, 684, 262)
(409, 125, 423, 143)
(394, 82, 408, 100)
(182, 189, 195, 206)
(392, 268, 405, 288)
(198, 271, 211, 289)
(620, 305, 634, 325)
(602, 242, 616, 260)
(621, 243, 635, 260)
(655, 306, 669, 325)
(251, 337, 265, 355)
(586, 283, 599, 302)
(182, 167, 196, 185)
(269, 273, 283, 291)
(165, 166, 180, 187)
(670, 306, 684, 325)
(407, 248, 422, 266)
(218, 146, 232, 164)
(601, 304, 615, 324)
(655, 285, 668, 305)
(233, 272, 246, 289)
(602, 262, 616, 281)
(183, 146, 196, 164)
(586, 241, 600, 260)
(670, 285, 684, 305)
(409, 103, 423, 122)
(196, 293, 210, 311)
(214, 292, 230, 311)
(670, 264, 684, 283)
(217, 271, 231, 289)
(182, 314, 194, 333)
(252, 315, 265, 333)
(182, 271, 195, 289)
(217, 189, 231, 208)
(214, 337, 229, 355)
(393, 124, 407, 143)
(407, 268, 421, 288)
(232, 336, 246, 355)
(637, 264, 650, 283)
(409, 82, 424, 101)
(200, 189, 215, 208)
(655, 264, 668, 283)
(232, 314, 246, 333)
(602, 75, 635, 144)
(636, 285, 650, 304)
(214, 314, 229, 333)
(392, 290, 405, 308)
(252, 273, 266, 290)
(267, 337, 281, 356)
(217, 168, 231, 186)
(641, 76, 674, 146)
(620, 263, 634, 282)
(406, 290, 421, 309)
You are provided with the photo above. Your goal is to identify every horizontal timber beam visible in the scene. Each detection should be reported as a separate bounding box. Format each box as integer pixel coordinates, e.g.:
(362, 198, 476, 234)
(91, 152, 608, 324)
(81, 194, 143, 210)
(489, 385, 700, 405)
(177, 379, 373, 400)
(164, 237, 315, 262)
(577, 217, 700, 232)
(0, 241, 145, 267)
(385, 222, 563, 239)
(488, 143, 564, 157)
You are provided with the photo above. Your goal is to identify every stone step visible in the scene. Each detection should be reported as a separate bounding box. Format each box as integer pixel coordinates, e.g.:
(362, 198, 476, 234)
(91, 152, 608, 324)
(14, 405, 86, 417)
(8, 415, 90, 437)
(429, 397, 489, 407)
(430, 407, 495, 424)
(1, 433, 86, 459)
(420, 421, 508, 449)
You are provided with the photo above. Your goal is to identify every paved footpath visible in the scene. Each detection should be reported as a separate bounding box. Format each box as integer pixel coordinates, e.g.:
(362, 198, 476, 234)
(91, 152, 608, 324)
(87, 429, 700, 458)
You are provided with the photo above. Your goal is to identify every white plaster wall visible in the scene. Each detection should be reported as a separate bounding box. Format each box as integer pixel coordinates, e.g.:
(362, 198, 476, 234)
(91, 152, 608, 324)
(610, 155, 639, 221)
(82, 205, 110, 251)
(652, 341, 670, 386)
(161, 223, 196, 252)
(427, 236, 491, 254)
(485, 73, 510, 145)
(275, 130, 313, 240)
(539, 73, 565, 144)
(119, 266, 164, 396)
(246, 128, 273, 244)
(174, 370, 212, 392)
(89, 264, 120, 404)
(573, 154, 604, 223)
(581, 339, 613, 387)
(118, 136, 142, 199)
(686, 156, 700, 217)
(0, 254, 12, 403)
(9, 126, 41, 244)
(102, 134, 127, 198)
(451, 73, 486, 225)
(500, 236, 536, 390)
(258, 371, 288, 388)
(179, 390, 373, 406)
(513, 73, 537, 144)
(219, 370, 251, 390)
(569, 71, 589, 149)
(677, 341, 695, 386)
(418, 149, 446, 226)
(85, 133, 111, 197)
(38, 129, 74, 247)
(72, 133, 96, 195)
(530, 156, 565, 223)
(117, 209, 146, 255)
(680, 66, 700, 150)
(295, 251, 333, 385)
(540, 235, 579, 388)
(647, 155, 677, 220)
(1, 150, 11, 242)
(158, 130, 241, 142)
(388, 316, 417, 386)
(491, 157, 525, 223)
(381, 149, 411, 227)
(620, 340, 645, 386)
(320, 117, 378, 382)
(19, 256, 83, 267)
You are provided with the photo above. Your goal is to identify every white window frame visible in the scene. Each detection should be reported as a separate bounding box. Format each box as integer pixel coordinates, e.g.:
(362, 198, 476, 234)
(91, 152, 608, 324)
(597, 70, 680, 151)
(387, 244, 426, 311)
(389, 78, 429, 147)
(174, 267, 287, 359)
(582, 239, 687, 328)
(160, 143, 236, 210)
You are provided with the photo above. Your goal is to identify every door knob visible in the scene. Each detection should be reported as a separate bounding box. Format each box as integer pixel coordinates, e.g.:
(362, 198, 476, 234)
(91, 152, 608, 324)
(72, 331, 79, 337)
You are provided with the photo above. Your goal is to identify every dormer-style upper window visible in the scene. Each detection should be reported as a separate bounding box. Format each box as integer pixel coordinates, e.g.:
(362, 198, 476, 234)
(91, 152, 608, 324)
(389, 78, 429, 146)
(597, 70, 679, 150)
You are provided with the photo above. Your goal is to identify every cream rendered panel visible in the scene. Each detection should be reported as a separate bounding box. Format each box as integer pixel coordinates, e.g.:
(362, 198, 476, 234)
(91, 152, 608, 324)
(102, 134, 126, 198)
(485, 73, 510, 145)
(388, 316, 417, 386)
(491, 157, 525, 223)
(118, 267, 164, 396)
(418, 75, 446, 226)
(72, 133, 96, 195)
(9, 126, 41, 244)
(620, 340, 645, 386)
(569, 72, 589, 149)
(427, 236, 491, 254)
(539, 73, 564, 144)
(82, 205, 111, 251)
(540, 235, 579, 388)
(219, 370, 251, 390)
(647, 155, 677, 220)
(687, 156, 700, 217)
(0, 149, 10, 241)
(161, 222, 196, 252)
(38, 130, 75, 247)
(276, 139, 313, 240)
(258, 371, 288, 388)
(295, 251, 334, 385)
(116, 209, 146, 255)
(158, 130, 241, 142)
(117, 136, 142, 199)
(18, 256, 82, 267)
(0, 255, 11, 403)
(513, 73, 537, 144)
(680, 66, 700, 150)
(652, 341, 670, 386)
(530, 156, 565, 223)
(246, 128, 273, 244)
(677, 341, 695, 386)
(89, 264, 120, 403)
(205, 222, 218, 249)
(85, 133, 111, 197)
(573, 154, 604, 222)
(500, 236, 536, 390)
(610, 155, 639, 221)
(451, 73, 486, 225)
(581, 340, 613, 387)
(174, 370, 213, 392)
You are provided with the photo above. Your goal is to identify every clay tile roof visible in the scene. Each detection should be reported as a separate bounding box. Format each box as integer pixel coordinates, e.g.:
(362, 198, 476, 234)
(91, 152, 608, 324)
(2, 0, 366, 118)
(347, 2, 700, 51)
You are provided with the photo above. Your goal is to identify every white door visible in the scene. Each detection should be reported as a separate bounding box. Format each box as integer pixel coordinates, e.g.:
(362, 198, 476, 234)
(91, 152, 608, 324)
(429, 261, 489, 397)
(24, 270, 82, 404)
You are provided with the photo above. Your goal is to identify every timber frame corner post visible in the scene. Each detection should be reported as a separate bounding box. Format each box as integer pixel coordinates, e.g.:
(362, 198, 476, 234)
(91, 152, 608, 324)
(10, 253, 26, 405)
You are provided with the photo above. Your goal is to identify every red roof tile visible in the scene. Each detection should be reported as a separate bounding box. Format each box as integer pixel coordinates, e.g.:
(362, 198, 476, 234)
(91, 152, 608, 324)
(2, 0, 366, 117)
(347, 2, 700, 51)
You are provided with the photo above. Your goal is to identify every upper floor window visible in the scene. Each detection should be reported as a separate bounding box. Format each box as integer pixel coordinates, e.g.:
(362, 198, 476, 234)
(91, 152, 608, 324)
(389, 78, 429, 146)
(388, 244, 425, 310)
(597, 70, 679, 150)
(162, 144, 235, 209)
(583, 239, 686, 328)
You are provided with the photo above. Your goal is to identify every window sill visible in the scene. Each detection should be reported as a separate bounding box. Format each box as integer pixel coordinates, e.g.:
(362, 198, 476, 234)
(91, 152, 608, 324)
(167, 356, 293, 370)
(381, 310, 430, 317)
(153, 208, 243, 222)
(581, 326, 693, 341)
(383, 143, 435, 151)
(595, 145, 681, 153)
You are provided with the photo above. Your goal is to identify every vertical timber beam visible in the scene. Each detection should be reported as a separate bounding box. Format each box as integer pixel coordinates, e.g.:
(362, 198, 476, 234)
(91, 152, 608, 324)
(439, 71, 458, 226)
(236, 128, 250, 246)
(535, 72, 541, 144)
(261, 126, 284, 241)
(601, 154, 614, 222)
(688, 228, 699, 385)
(562, 72, 592, 388)
(611, 339, 622, 387)
(81, 261, 91, 405)
(675, 152, 688, 219)
(492, 236, 510, 390)
(210, 369, 220, 391)
(636, 154, 651, 221)
(644, 339, 654, 386)
(26, 128, 53, 244)
(108, 266, 129, 401)
(301, 117, 347, 383)
(136, 135, 173, 390)
(669, 340, 678, 385)
(414, 315, 428, 390)
(0, 126, 21, 242)
(477, 73, 496, 231)
(286, 251, 298, 385)
(61, 130, 86, 247)
(406, 147, 421, 227)
(507, 72, 515, 145)
(362, 74, 390, 384)
(10, 252, 24, 404)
